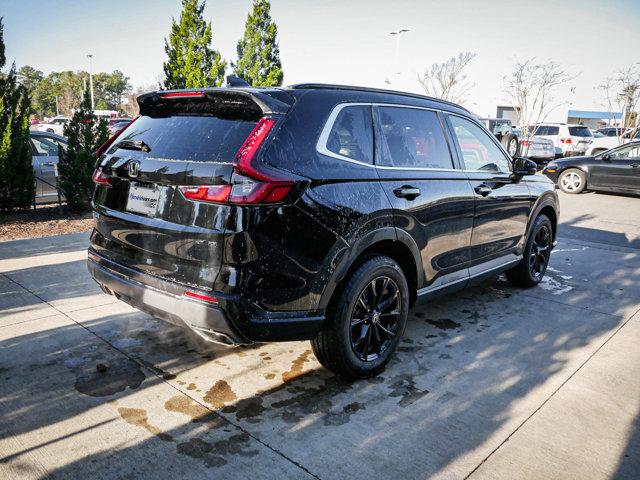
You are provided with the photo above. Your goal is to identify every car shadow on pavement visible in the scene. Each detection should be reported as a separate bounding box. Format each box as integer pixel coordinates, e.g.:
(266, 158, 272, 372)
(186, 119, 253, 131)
(559, 213, 640, 250)
(1, 229, 639, 478)
(1, 272, 636, 478)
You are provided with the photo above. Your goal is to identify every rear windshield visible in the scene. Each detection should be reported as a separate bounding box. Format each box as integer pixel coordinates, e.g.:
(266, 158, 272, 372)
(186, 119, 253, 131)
(109, 115, 256, 162)
(568, 126, 592, 137)
(529, 126, 559, 136)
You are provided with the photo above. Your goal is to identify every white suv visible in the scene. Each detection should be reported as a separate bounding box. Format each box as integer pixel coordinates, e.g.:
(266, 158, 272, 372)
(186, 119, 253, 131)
(529, 123, 593, 157)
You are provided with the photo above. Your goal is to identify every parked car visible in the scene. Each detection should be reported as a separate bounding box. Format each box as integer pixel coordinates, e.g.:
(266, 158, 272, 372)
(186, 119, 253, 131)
(30, 116, 70, 136)
(107, 119, 132, 135)
(29, 131, 67, 203)
(88, 84, 558, 378)
(478, 117, 520, 157)
(542, 141, 640, 194)
(529, 123, 593, 157)
(586, 131, 622, 156)
(596, 127, 625, 137)
(519, 135, 556, 164)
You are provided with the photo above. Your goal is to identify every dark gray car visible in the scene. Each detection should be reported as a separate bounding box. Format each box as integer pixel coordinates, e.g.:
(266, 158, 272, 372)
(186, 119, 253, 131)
(29, 131, 67, 203)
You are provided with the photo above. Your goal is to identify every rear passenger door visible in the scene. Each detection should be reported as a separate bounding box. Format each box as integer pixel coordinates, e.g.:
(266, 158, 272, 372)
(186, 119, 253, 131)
(374, 105, 475, 290)
(445, 114, 533, 270)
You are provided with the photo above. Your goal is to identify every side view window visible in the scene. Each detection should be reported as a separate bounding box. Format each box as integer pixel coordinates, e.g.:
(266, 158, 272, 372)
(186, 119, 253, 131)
(376, 107, 453, 169)
(449, 115, 511, 173)
(609, 144, 640, 159)
(325, 105, 373, 164)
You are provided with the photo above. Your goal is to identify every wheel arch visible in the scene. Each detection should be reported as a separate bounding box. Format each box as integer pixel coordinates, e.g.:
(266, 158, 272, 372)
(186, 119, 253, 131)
(526, 195, 559, 243)
(318, 227, 423, 310)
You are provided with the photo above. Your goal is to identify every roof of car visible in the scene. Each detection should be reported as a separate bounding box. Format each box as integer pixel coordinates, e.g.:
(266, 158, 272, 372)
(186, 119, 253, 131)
(288, 83, 469, 111)
(30, 130, 67, 140)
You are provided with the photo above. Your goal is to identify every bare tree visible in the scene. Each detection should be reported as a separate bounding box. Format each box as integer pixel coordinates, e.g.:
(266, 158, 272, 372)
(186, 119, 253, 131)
(503, 59, 575, 142)
(417, 52, 477, 104)
(598, 66, 640, 143)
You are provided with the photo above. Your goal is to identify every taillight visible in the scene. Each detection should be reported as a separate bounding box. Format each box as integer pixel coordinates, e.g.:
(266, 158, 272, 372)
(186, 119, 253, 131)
(560, 138, 572, 144)
(521, 140, 531, 147)
(95, 117, 137, 158)
(233, 117, 277, 180)
(179, 185, 231, 203)
(179, 116, 296, 206)
(160, 91, 205, 99)
(92, 168, 111, 185)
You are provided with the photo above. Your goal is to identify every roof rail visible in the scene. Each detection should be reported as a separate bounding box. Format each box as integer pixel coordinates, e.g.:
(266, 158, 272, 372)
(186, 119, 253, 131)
(288, 83, 468, 111)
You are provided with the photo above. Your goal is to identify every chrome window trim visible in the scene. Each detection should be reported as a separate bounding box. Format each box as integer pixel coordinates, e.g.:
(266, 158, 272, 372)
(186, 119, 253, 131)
(315, 102, 462, 172)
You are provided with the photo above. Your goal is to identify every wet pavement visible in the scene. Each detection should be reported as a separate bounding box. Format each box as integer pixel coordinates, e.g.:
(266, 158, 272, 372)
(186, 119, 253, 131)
(1, 191, 639, 479)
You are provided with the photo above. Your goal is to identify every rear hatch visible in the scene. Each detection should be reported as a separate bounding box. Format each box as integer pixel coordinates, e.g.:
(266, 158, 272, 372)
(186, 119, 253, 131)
(91, 88, 293, 290)
(568, 126, 593, 152)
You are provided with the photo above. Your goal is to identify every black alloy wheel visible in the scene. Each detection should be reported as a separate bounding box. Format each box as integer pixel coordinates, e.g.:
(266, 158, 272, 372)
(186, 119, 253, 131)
(350, 276, 401, 362)
(529, 223, 551, 279)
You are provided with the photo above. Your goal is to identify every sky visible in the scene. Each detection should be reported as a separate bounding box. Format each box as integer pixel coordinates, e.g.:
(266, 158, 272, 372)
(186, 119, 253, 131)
(2, 0, 640, 121)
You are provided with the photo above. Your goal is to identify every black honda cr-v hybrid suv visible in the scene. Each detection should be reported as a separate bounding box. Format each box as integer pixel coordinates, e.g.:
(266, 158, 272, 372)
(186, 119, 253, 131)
(88, 84, 558, 378)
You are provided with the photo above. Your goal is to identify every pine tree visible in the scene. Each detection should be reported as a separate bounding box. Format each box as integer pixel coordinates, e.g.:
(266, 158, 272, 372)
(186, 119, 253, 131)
(163, 0, 226, 89)
(234, 0, 283, 87)
(0, 17, 35, 212)
(58, 89, 109, 212)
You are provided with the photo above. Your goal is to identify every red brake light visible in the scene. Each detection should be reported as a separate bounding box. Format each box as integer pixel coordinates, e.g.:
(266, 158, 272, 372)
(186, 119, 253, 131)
(95, 117, 137, 158)
(92, 168, 111, 185)
(178, 116, 297, 206)
(560, 138, 572, 144)
(184, 290, 219, 303)
(179, 185, 231, 203)
(520, 140, 531, 147)
(160, 91, 205, 99)
(233, 117, 277, 180)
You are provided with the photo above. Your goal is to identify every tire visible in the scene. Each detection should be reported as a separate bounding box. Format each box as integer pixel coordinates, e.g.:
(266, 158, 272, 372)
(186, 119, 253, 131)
(506, 214, 553, 288)
(501, 133, 520, 157)
(311, 256, 409, 379)
(558, 168, 586, 194)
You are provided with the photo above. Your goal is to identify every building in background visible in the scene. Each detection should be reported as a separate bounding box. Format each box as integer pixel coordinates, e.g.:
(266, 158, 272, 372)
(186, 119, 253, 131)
(496, 105, 519, 124)
(566, 110, 622, 129)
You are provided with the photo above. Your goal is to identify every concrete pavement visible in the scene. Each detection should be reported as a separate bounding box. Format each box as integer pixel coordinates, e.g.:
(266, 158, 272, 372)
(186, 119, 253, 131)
(0, 191, 639, 479)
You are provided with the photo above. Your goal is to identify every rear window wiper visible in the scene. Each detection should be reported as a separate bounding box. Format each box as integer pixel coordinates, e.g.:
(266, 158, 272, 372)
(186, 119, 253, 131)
(116, 139, 151, 153)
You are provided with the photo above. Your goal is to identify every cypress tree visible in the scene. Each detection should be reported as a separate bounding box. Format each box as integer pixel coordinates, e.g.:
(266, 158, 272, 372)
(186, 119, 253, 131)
(58, 89, 109, 212)
(163, 0, 226, 89)
(0, 18, 35, 212)
(234, 0, 283, 87)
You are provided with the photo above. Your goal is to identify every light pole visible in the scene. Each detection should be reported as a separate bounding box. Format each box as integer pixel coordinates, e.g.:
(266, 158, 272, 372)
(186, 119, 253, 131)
(87, 54, 95, 111)
(389, 28, 410, 83)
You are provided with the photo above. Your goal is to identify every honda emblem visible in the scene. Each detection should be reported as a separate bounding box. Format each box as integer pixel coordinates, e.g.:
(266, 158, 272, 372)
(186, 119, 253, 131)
(128, 161, 140, 178)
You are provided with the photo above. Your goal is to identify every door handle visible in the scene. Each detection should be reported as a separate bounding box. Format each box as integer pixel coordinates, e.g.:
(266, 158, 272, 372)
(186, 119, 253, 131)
(474, 184, 493, 196)
(393, 186, 421, 199)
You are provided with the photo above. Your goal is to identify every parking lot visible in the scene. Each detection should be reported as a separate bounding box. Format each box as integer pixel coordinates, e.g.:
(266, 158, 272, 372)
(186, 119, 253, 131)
(1, 190, 639, 480)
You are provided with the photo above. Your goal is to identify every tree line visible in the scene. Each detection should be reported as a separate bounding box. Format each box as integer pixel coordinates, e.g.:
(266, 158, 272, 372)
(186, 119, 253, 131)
(18, 66, 131, 118)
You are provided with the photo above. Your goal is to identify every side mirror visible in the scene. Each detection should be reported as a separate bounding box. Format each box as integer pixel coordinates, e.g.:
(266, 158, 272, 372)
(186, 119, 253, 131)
(511, 157, 537, 178)
(602, 153, 611, 161)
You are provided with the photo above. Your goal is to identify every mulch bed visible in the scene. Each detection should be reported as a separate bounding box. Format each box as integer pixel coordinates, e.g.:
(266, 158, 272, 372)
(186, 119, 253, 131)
(0, 204, 94, 242)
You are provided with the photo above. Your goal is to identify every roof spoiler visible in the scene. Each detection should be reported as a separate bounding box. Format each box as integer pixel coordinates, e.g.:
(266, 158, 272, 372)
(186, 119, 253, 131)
(137, 88, 294, 119)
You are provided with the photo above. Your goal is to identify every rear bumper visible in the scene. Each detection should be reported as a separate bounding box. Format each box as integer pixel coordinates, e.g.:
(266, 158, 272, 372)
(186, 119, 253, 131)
(87, 251, 324, 345)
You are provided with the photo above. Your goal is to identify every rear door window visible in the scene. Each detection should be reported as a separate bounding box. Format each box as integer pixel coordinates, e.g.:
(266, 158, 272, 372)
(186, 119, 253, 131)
(375, 106, 453, 169)
(449, 115, 511, 173)
(569, 126, 592, 137)
(324, 105, 373, 164)
(109, 115, 257, 162)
